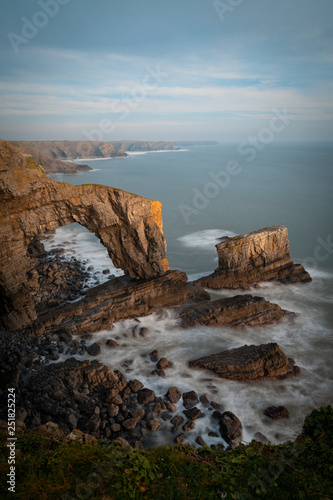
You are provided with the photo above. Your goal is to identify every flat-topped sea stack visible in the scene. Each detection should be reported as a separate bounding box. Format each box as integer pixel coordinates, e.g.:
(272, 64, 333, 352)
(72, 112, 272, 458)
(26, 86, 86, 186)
(180, 295, 289, 328)
(195, 225, 311, 289)
(189, 343, 300, 381)
(0, 140, 171, 331)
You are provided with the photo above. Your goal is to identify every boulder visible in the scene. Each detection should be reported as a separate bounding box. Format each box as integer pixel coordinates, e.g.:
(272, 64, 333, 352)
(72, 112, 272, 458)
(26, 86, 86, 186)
(189, 343, 300, 381)
(182, 391, 199, 409)
(87, 343, 101, 356)
(263, 406, 289, 419)
(165, 387, 181, 404)
(156, 357, 172, 369)
(219, 411, 242, 448)
(137, 388, 155, 405)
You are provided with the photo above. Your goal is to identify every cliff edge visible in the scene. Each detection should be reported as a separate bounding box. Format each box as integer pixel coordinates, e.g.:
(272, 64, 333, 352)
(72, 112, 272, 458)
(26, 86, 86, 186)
(0, 140, 169, 331)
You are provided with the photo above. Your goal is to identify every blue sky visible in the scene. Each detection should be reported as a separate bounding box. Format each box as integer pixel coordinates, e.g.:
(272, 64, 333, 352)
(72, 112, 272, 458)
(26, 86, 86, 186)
(0, 0, 332, 141)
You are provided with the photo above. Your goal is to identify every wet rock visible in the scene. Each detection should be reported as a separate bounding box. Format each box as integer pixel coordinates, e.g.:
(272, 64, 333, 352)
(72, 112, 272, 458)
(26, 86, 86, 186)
(146, 418, 161, 432)
(263, 406, 289, 420)
(165, 402, 176, 413)
(182, 391, 199, 409)
(149, 350, 159, 362)
(139, 327, 148, 337)
(151, 369, 165, 377)
(187, 283, 210, 302)
(183, 420, 195, 432)
(253, 432, 270, 444)
(107, 404, 119, 418)
(106, 339, 118, 348)
(85, 415, 101, 435)
(160, 412, 173, 422)
(137, 388, 155, 405)
(189, 343, 300, 381)
(122, 418, 138, 430)
(211, 401, 223, 411)
(87, 343, 101, 356)
(171, 415, 184, 427)
(219, 411, 242, 448)
(109, 395, 123, 405)
(184, 407, 201, 420)
(199, 395, 210, 407)
(111, 423, 121, 433)
(153, 403, 162, 414)
(130, 409, 145, 420)
(196, 436, 206, 447)
(156, 357, 172, 369)
(212, 411, 222, 421)
(174, 433, 186, 444)
(180, 295, 289, 328)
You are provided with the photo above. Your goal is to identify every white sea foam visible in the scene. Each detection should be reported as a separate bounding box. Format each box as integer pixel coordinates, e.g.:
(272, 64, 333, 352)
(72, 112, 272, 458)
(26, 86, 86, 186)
(72, 299, 332, 448)
(42, 223, 123, 289)
(127, 149, 188, 156)
(177, 229, 237, 251)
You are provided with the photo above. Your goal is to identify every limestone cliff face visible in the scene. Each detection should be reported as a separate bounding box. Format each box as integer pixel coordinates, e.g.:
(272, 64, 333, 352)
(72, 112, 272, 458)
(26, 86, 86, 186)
(195, 226, 311, 289)
(0, 140, 169, 331)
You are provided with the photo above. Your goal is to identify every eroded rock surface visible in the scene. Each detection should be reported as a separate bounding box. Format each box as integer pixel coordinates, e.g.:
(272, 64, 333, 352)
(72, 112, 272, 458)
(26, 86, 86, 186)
(195, 225, 311, 289)
(0, 139, 169, 330)
(179, 294, 289, 328)
(29, 270, 188, 336)
(189, 343, 300, 381)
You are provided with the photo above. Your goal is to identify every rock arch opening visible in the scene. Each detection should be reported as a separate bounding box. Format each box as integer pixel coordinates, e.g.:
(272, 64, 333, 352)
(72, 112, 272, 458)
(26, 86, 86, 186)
(0, 139, 169, 331)
(27, 223, 124, 313)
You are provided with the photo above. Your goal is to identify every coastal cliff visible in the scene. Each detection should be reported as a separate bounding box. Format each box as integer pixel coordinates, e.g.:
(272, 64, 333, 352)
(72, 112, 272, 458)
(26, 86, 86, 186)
(0, 140, 169, 331)
(195, 225, 311, 289)
(10, 140, 175, 174)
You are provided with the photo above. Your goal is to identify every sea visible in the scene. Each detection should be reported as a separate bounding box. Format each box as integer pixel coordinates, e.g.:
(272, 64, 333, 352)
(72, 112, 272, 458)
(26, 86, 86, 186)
(46, 142, 333, 448)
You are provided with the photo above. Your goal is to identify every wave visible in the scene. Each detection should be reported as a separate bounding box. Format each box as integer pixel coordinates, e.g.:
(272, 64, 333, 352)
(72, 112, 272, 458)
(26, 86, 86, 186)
(177, 229, 237, 251)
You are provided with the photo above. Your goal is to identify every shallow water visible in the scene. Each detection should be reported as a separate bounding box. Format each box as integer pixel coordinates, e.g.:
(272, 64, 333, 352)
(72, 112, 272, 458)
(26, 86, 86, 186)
(47, 143, 333, 447)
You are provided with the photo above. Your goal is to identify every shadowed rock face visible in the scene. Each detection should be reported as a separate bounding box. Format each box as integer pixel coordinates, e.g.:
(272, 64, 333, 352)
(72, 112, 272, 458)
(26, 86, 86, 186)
(189, 343, 300, 381)
(0, 140, 169, 331)
(195, 225, 311, 289)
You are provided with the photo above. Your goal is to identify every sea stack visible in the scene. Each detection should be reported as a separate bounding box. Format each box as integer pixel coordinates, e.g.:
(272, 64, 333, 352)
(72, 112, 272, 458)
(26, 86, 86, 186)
(195, 225, 311, 289)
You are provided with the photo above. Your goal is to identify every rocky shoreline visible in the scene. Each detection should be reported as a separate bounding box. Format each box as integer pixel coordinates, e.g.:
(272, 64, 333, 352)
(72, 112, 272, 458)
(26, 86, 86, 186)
(0, 139, 312, 452)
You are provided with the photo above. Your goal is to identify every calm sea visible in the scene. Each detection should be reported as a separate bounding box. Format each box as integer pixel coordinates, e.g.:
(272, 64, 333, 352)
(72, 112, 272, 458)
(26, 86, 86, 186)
(47, 142, 333, 447)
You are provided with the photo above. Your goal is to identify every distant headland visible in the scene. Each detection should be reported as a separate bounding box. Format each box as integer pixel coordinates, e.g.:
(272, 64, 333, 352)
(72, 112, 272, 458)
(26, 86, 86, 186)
(9, 140, 219, 174)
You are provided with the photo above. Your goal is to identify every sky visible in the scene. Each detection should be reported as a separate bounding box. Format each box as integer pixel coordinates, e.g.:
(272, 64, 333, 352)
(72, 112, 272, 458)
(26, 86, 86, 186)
(0, 0, 333, 142)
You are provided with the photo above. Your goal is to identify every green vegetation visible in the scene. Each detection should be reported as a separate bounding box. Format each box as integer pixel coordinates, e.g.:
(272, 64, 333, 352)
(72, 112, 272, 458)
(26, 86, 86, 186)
(25, 156, 45, 173)
(0, 407, 332, 499)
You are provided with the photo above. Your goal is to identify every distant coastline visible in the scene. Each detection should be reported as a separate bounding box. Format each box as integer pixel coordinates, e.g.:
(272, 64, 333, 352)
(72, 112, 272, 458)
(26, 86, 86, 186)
(10, 140, 218, 174)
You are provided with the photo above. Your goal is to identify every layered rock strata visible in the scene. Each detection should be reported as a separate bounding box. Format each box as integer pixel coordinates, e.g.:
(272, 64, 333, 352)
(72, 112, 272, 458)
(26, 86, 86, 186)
(189, 343, 300, 381)
(195, 225, 311, 289)
(30, 270, 188, 336)
(0, 140, 169, 331)
(179, 294, 289, 328)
